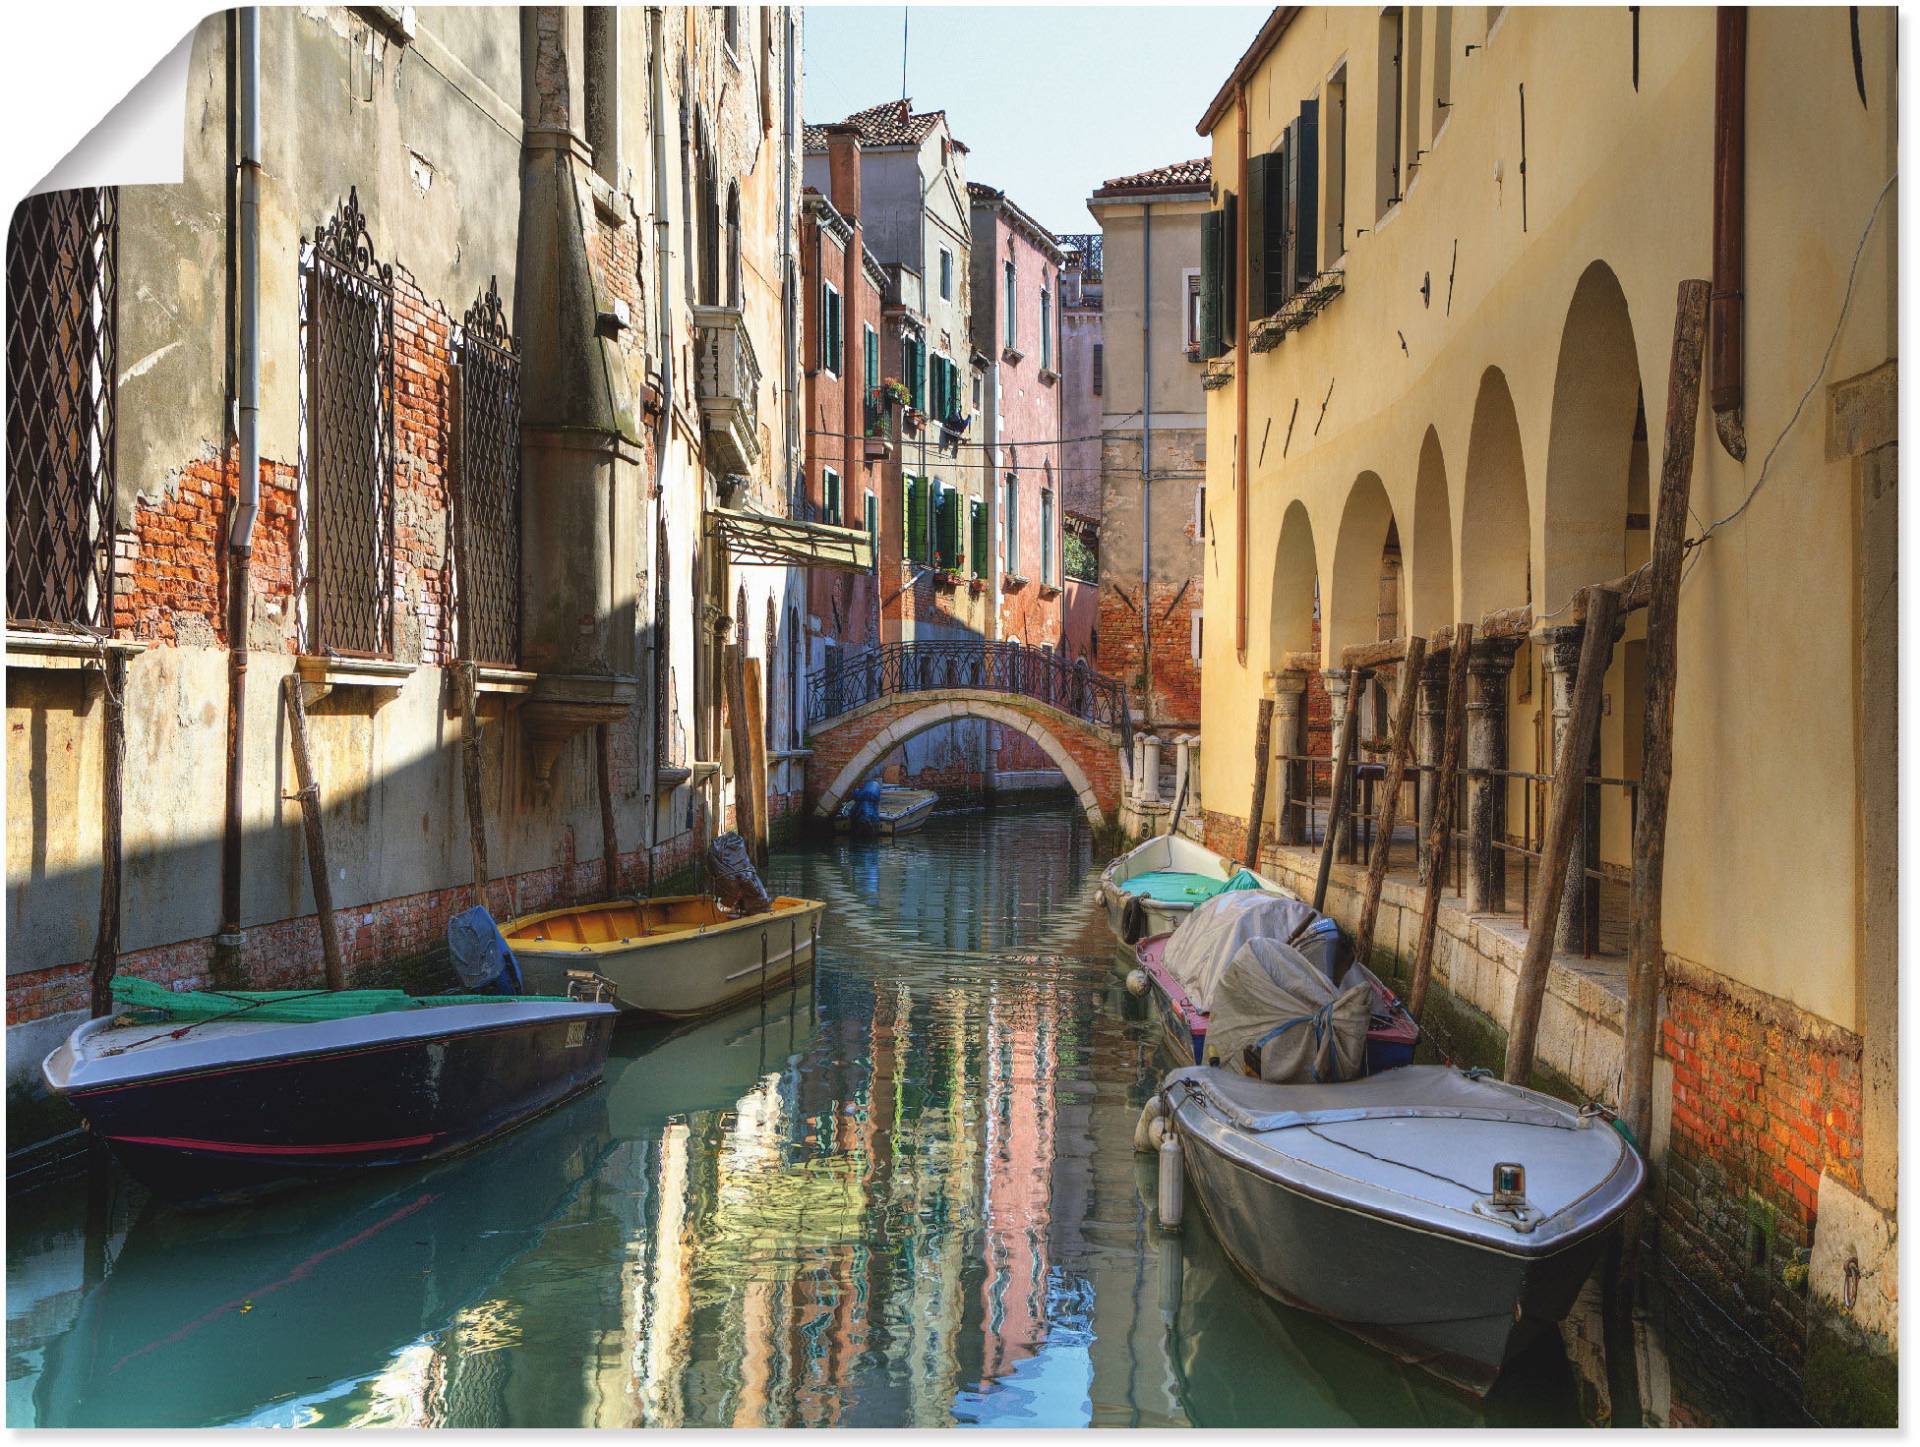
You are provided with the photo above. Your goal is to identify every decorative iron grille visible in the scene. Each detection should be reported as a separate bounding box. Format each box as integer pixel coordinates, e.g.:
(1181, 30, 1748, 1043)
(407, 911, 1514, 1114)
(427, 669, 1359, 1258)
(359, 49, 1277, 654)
(6, 187, 117, 630)
(454, 276, 521, 667)
(306, 188, 395, 658)
(807, 640, 1132, 754)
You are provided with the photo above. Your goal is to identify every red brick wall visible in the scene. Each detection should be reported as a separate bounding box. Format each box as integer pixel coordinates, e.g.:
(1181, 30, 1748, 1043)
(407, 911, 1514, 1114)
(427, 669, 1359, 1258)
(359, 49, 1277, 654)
(1660, 960, 1865, 1369)
(1097, 574, 1204, 729)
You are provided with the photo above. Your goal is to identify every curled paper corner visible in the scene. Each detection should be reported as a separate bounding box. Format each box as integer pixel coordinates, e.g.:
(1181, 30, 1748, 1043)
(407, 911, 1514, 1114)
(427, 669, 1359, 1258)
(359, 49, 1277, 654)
(32, 28, 195, 198)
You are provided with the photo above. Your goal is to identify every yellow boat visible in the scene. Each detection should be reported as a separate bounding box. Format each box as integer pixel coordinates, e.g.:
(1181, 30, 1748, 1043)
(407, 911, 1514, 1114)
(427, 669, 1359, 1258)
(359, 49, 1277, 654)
(500, 895, 827, 1018)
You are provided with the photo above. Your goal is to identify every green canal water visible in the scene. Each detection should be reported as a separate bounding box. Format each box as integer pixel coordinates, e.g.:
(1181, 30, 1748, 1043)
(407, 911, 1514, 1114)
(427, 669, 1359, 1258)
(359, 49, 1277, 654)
(7, 803, 1589, 1428)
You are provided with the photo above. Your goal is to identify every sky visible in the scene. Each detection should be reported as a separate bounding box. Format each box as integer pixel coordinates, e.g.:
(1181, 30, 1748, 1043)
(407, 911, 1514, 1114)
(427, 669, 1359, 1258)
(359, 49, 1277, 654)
(800, 5, 1268, 237)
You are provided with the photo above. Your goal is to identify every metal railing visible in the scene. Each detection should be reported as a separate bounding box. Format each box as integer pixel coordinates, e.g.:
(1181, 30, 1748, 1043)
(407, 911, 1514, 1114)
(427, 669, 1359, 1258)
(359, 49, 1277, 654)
(453, 276, 521, 667)
(1270, 749, 1639, 959)
(305, 187, 395, 659)
(807, 640, 1132, 751)
(7, 187, 118, 631)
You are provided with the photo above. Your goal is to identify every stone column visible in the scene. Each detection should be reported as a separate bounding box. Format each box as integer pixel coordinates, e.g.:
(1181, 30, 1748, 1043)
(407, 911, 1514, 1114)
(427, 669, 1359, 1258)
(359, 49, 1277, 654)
(1266, 670, 1308, 845)
(1172, 734, 1193, 813)
(1415, 650, 1450, 883)
(1130, 733, 1147, 803)
(1140, 734, 1164, 807)
(1541, 624, 1596, 952)
(1466, 639, 1520, 913)
(1321, 668, 1350, 853)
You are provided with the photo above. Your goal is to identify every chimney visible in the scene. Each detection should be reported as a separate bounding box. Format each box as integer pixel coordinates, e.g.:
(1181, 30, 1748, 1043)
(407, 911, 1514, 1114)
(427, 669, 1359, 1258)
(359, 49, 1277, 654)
(823, 122, 862, 224)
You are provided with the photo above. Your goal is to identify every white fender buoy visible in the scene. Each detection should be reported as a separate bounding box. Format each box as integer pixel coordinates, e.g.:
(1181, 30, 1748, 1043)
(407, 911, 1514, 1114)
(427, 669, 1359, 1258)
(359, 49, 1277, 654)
(1157, 1131, 1185, 1231)
(1125, 968, 1149, 997)
(1133, 1095, 1164, 1154)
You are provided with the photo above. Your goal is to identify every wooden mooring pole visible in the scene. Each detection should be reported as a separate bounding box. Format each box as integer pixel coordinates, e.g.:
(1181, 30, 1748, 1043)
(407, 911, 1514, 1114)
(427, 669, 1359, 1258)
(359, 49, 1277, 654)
(1242, 695, 1274, 868)
(1312, 670, 1368, 913)
(1622, 278, 1710, 1151)
(282, 675, 347, 990)
(1352, 639, 1427, 970)
(459, 662, 492, 912)
(742, 657, 771, 869)
(89, 651, 127, 1018)
(1409, 625, 1471, 1019)
(596, 721, 622, 896)
(1502, 585, 1621, 1084)
(724, 643, 759, 857)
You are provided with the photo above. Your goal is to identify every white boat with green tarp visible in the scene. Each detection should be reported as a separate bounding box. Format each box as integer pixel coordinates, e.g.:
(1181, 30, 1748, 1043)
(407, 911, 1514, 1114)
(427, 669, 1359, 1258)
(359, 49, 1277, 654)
(43, 975, 617, 1206)
(1098, 833, 1292, 944)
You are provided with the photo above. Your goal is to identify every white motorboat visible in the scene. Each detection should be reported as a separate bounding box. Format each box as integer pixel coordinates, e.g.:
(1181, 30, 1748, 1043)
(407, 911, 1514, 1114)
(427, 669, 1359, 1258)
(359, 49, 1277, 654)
(1098, 833, 1290, 945)
(1160, 1063, 1645, 1395)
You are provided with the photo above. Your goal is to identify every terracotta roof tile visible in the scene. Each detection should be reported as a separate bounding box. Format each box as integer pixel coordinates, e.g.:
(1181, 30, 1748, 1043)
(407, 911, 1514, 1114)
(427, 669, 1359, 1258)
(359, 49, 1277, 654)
(1092, 157, 1212, 197)
(804, 98, 949, 152)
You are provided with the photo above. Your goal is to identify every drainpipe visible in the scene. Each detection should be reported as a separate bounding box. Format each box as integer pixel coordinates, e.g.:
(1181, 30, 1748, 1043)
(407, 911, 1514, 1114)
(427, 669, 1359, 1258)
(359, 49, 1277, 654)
(1709, 6, 1747, 461)
(1139, 202, 1153, 730)
(218, 7, 261, 964)
(645, 5, 673, 856)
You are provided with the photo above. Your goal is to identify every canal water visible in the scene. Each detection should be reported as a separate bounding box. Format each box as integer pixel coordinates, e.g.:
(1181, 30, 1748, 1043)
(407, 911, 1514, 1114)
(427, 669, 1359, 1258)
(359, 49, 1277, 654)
(7, 802, 1587, 1428)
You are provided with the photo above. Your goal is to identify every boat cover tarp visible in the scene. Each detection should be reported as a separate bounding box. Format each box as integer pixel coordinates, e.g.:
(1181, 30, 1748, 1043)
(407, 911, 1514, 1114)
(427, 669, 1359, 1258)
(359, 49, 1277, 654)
(1162, 891, 1320, 1012)
(448, 906, 523, 994)
(109, 975, 567, 1024)
(707, 830, 772, 916)
(1206, 937, 1372, 1084)
(1123, 867, 1266, 906)
(1167, 1063, 1579, 1135)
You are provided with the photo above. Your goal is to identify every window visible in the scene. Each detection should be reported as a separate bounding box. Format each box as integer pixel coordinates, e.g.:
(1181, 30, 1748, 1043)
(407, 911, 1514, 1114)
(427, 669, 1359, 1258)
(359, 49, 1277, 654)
(1198, 192, 1236, 358)
(863, 323, 879, 395)
(938, 246, 954, 300)
(904, 475, 928, 563)
(903, 332, 925, 409)
(1040, 488, 1054, 584)
(1377, 8, 1404, 217)
(1092, 341, 1104, 394)
(723, 5, 740, 54)
(6, 188, 118, 631)
(1431, 10, 1453, 142)
(584, 8, 619, 185)
(823, 466, 842, 525)
(1325, 64, 1349, 258)
(1002, 473, 1019, 574)
(1284, 101, 1320, 296)
(820, 281, 843, 375)
(1040, 286, 1053, 370)
(1195, 485, 1207, 539)
(1003, 260, 1017, 350)
(1191, 611, 1204, 662)
(864, 489, 878, 562)
(934, 482, 960, 569)
(457, 278, 524, 667)
(725, 183, 742, 306)
(970, 497, 988, 578)
(1183, 270, 1202, 351)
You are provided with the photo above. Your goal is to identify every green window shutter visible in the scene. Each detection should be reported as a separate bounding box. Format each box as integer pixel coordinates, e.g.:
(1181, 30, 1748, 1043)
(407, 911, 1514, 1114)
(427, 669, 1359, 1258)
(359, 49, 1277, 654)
(1249, 150, 1288, 316)
(833, 292, 844, 373)
(1041, 490, 1054, 583)
(825, 470, 841, 525)
(1221, 190, 1238, 344)
(904, 476, 919, 559)
(1288, 101, 1320, 294)
(1004, 475, 1019, 575)
(865, 491, 878, 562)
(1199, 210, 1224, 359)
(970, 498, 987, 578)
(936, 486, 958, 568)
(865, 327, 879, 393)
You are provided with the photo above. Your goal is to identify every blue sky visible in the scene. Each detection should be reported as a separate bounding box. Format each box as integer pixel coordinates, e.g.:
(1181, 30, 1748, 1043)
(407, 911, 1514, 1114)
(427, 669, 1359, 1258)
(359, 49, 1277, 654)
(800, 6, 1267, 236)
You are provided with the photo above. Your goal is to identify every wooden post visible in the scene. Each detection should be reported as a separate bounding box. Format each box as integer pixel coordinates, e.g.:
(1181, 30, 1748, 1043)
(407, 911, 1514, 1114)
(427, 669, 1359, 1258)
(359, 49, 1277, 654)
(1622, 277, 1710, 1149)
(459, 661, 492, 912)
(742, 657, 771, 868)
(1352, 638, 1427, 970)
(282, 674, 346, 990)
(724, 643, 759, 856)
(1410, 625, 1472, 1019)
(596, 721, 622, 897)
(1242, 695, 1275, 867)
(1503, 585, 1622, 1084)
(89, 652, 127, 1018)
(1312, 670, 1367, 913)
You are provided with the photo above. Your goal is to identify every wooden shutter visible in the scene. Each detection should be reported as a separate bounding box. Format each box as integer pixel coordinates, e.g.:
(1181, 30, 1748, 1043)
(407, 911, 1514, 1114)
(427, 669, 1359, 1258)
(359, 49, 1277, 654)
(1288, 101, 1320, 293)
(905, 476, 924, 561)
(1221, 190, 1237, 344)
(970, 497, 987, 577)
(1199, 209, 1223, 359)
(1249, 149, 1288, 316)
(825, 470, 841, 525)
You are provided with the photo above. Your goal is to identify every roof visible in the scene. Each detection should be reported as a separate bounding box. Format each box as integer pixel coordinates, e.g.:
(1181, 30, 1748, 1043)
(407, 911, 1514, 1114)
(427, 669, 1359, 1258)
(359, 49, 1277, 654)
(1197, 8, 1299, 135)
(1090, 157, 1212, 199)
(803, 98, 951, 153)
(966, 181, 1066, 264)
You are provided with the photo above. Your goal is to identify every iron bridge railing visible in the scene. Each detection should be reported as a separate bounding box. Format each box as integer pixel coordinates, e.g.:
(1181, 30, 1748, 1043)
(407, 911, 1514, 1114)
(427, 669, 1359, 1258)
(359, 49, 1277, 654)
(807, 640, 1133, 753)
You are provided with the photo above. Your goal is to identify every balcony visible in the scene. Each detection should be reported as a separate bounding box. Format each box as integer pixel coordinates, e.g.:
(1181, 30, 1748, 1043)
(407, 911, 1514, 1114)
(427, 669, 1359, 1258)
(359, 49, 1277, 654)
(692, 305, 761, 475)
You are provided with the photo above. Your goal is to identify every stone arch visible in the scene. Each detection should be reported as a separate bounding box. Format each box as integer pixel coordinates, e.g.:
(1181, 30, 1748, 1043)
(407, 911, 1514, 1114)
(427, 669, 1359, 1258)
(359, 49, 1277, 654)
(1543, 260, 1642, 612)
(1459, 367, 1530, 622)
(1269, 500, 1319, 663)
(1327, 471, 1399, 658)
(1408, 426, 1454, 634)
(814, 699, 1107, 827)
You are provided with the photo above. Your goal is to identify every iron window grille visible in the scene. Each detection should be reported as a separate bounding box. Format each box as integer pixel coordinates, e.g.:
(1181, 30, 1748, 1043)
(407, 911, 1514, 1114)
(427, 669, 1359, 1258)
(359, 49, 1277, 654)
(6, 187, 118, 632)
(304, 187, 396, 659)
(454, 276, 522, 668)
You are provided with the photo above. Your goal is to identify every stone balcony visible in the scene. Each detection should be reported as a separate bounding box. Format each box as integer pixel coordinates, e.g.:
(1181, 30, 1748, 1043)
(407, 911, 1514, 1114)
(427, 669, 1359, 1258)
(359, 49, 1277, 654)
(692, 305, 761, 475)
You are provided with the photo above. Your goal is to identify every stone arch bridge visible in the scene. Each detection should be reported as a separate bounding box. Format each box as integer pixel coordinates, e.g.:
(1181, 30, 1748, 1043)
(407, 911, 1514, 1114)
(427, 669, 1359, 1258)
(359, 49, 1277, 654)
(804, 642, 1134, 827)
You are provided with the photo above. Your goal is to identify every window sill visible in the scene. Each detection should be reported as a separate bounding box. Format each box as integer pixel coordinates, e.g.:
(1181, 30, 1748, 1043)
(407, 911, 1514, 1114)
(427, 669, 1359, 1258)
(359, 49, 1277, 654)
(5, 629, 145, 672)
(1038, 583, 1062, 600)
(655, 765, 693, 788)
(296, 654, 414, 696)
(1038, 367, 1059, 385)
(1001, 346, 1025, 365)
(690, 760, 722, 784)
(1003, 573, 1030, 592)
(443, 664, 537, 714)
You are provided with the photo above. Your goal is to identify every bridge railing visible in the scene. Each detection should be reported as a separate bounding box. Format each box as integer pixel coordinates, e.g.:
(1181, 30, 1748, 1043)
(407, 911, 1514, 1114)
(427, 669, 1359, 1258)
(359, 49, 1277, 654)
(807, 640, 1133, 753)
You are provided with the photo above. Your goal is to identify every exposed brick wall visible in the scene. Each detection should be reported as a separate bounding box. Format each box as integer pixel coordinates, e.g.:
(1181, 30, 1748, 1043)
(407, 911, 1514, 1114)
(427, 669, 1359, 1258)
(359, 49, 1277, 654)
(392, 280, 454, 665)
(1660, 957, 1865, 1372)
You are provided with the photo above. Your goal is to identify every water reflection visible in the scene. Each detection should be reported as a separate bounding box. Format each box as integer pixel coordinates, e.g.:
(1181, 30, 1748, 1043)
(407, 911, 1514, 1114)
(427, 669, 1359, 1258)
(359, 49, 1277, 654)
(8, 804, 1583, 1427)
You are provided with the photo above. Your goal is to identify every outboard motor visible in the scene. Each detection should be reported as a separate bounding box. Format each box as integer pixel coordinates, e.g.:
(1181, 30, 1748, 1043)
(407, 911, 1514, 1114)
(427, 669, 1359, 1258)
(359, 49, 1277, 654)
(447, 905, 523, 995)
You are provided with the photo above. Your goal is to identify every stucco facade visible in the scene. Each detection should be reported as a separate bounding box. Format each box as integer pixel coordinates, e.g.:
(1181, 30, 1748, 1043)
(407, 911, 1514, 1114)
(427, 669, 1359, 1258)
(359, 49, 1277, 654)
(1194, 6, 1896, 1421)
